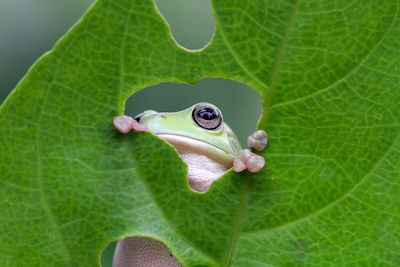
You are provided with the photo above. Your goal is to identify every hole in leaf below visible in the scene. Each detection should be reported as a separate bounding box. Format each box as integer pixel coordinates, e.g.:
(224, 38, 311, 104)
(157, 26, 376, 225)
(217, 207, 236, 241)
(102, 237, 182, 267)
(154, 0, 216, 50)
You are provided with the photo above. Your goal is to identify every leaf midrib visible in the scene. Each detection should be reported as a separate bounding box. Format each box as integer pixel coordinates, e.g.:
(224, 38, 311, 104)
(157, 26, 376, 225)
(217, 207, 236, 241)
(217, 0, 301, 265)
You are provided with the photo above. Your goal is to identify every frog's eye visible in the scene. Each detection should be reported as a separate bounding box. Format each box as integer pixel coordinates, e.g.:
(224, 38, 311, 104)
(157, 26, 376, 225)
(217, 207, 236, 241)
(192, 104, 222, 130)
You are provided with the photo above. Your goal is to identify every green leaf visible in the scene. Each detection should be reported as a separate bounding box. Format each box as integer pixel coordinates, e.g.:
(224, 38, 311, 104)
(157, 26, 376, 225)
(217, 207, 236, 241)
(1, 0, 399, 266)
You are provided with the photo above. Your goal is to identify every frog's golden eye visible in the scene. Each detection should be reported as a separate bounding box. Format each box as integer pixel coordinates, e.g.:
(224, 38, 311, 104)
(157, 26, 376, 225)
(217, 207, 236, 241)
(192, 103, 222, 130)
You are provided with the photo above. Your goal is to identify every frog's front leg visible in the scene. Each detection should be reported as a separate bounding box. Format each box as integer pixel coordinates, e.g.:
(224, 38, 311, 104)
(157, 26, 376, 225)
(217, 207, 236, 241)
(113, 115, 148, 133)
(233, 130, 268, 173)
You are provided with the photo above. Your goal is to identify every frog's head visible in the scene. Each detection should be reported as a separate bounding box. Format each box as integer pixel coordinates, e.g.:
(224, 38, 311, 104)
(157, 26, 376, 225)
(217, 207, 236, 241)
(134, 103, 242, 167)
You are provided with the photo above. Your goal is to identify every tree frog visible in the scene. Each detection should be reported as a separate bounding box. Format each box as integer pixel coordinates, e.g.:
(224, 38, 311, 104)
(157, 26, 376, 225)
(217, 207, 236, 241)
(112, 103, 268, 266)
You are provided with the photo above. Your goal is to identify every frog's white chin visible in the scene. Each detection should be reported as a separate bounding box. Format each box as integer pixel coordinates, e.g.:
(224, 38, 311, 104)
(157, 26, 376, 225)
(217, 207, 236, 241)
(155, 133, 234, 192)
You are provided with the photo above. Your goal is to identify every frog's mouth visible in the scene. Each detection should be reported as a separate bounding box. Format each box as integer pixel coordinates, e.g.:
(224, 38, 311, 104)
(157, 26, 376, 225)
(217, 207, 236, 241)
(155, 133, 235, 166)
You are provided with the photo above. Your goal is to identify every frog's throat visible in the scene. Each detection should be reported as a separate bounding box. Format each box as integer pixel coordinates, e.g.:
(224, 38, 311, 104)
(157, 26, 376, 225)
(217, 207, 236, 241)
(155, 133, 235, 166)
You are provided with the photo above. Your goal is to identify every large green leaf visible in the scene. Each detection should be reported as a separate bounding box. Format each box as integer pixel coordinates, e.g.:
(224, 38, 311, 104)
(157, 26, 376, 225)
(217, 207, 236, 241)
(1, 0, 399, 266)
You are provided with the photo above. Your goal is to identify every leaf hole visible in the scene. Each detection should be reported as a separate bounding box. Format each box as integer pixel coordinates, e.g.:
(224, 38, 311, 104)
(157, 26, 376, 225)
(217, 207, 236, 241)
(124, 78, 261, 193)
(153, 0, 216, 50)
(101, 237, 182, 267)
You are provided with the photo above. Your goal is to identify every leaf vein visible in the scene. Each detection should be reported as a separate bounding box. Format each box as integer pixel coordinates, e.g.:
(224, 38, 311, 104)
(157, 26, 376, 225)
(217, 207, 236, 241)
(271, 3, 399, 109)
(35, 72, 73, 263)
(240, 128, 400, 239)
(215, 9, 269, 91)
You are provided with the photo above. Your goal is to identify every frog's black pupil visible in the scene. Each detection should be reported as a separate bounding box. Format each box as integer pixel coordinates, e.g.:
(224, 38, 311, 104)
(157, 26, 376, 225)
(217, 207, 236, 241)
(198, 108, 217, 120)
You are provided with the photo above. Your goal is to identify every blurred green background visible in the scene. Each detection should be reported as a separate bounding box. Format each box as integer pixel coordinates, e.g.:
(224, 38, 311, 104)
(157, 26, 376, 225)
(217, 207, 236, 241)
(0, 0, 261, 265)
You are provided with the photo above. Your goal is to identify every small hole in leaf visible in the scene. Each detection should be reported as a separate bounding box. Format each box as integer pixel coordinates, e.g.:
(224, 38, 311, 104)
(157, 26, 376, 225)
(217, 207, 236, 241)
(154, 0, 216, 50)
(101, 237, 182, 267)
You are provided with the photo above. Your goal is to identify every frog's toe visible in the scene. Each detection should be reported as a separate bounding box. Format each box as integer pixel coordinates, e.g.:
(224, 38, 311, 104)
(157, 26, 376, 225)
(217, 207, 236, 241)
(247, 153, 265, 172)
(233, 157, 247, 172)
(114, 115, 148, 133)
(114, 115, 134, 133)
(248, 130, 268, 151)
(235, 149, 265, 173)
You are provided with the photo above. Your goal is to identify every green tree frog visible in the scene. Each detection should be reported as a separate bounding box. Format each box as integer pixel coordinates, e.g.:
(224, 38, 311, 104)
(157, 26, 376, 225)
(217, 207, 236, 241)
(112, 103, 267, 266)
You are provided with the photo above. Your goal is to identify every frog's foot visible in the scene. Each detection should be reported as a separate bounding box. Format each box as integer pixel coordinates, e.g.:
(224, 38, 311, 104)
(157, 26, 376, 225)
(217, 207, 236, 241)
(233, 130, 267, 172)
(233, 149, 265, 173)
(113, 115, 148, 133)
(248, 130, 268, 151)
